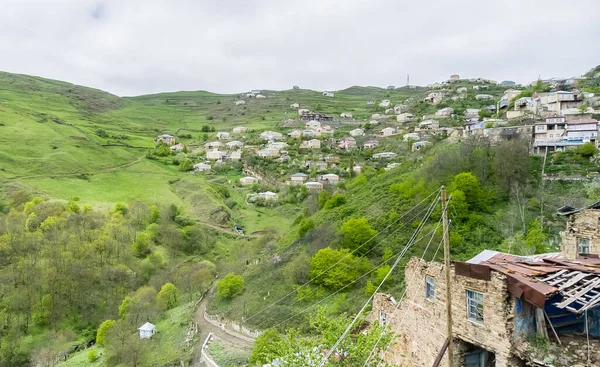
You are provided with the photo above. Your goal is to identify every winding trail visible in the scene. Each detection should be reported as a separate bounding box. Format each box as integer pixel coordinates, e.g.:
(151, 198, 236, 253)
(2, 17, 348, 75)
(193, 288, 254, 366)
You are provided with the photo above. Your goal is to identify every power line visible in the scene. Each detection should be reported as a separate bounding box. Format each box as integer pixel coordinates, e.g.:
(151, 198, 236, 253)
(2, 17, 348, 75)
(243, 188, 442, 324)
(253, 194, 442, 328)
(317, 194, 439, 366)
(260, 221, 443, 331)
(362, 223, 443, 367)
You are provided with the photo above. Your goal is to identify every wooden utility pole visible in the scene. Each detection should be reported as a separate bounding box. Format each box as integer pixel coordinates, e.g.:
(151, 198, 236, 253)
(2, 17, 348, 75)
(441, 188, 454, 367)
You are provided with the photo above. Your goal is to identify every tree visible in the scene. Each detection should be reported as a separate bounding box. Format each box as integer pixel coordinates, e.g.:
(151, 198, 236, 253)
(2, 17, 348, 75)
(217, 273, 245, 299)
(577, 142, 598, 157)
(324, 193, 346, 209)
(340, 218, 376, 255)
(112, 202, 128, 216)
(32, 294, 52, 326)
(298, 218, 315, 237)
(310, 248, 370, 290)
(157, 283, 179, 311)
(317, 190, 331, 209)
(96, 319, 115, 346)
(132, 231, 152, 257)
(525, 220, 547, 254)
(451, 172, 484, 210)
(249, 329, 283, 365)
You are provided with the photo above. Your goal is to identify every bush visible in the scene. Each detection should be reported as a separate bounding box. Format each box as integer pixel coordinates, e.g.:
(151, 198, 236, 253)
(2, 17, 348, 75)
(324, 193, 346, 209)
(157, 283, 179, 310)
(87, 349, 98, 363)
(96, 319, 115, 346)
(217, 273, 245, 299)
(577, 142, 598, 157)
(298, 218, 315, 237)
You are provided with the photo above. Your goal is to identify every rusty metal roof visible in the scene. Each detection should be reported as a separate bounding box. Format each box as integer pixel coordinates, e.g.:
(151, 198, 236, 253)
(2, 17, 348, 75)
(459, 251, 600, 312)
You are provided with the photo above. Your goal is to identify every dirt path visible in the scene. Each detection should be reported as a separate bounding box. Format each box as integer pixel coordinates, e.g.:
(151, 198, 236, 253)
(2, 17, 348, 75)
(192, 289, 254, 366)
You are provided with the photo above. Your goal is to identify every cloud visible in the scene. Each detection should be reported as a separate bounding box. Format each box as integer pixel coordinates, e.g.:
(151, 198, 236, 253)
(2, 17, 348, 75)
(0, 0, 599, 96)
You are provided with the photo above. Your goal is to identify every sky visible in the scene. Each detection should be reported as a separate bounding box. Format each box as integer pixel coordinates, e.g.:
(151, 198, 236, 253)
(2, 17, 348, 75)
(1, 0, 599, 96)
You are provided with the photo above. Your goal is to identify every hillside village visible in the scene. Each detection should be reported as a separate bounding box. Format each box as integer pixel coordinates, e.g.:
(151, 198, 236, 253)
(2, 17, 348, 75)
(150, 70, 600, 210)
(1, 65, 600, 367)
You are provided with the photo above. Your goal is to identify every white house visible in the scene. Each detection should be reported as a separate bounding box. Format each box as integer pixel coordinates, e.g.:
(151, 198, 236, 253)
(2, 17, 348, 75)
(267, 142, 288, 150)
(364, 139, 379, 149)
(385, 108, 395, 115)
(394, 104, 408, 114)
(350, 128, 365, 137)
(371, 113, 385, 120)
(305, 120, 321, 130)
(373, 152, 398, 159)
(235, 100, 246, 106)
(206, 149, 226, 160)
(139, 322, 156, 339)
(170, 143, 185, 152)
(258, 191, 278, 201)
(257, 148, 280, 158)
(240, 176, 258, 185)
(475, 94, 494, 100)
(298, 108, 311, 116)
(246, 93, 256, 98)
(397, 113, 414, 123)
(193, 163, 211, 172)
(304, 181, 323, 192)
(403, 132, 421, 141)
(227, 150, 242, 161)
(288, 130, 303, 139)
(232, 126, 247, 134)
(204, 141, 223, 149)
(290, 173, 309, 184)
(435, 107, 454, 117)
(368, 119, 380, 126)
(259, 131, 283, 141)
(320, 173, 340, 183)
(226, 141, 244, 149)
(300, 139, 321, 149)
(417, 120, 440, 131)
(250, 89, 261, 94)
(216, 132, 230, 140)
(380, 127, 397, 136)
(340, 113, 353, 118)
(156, 134, 176, 145)
(379, 100, 391, 108)
(256, 94, 266, 99)
(323, 92, 335, 97)
(290, 103, 300, 109)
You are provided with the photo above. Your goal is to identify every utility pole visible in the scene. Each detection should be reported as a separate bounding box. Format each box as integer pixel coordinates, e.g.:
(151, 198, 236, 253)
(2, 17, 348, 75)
(441, 188, 454, 367)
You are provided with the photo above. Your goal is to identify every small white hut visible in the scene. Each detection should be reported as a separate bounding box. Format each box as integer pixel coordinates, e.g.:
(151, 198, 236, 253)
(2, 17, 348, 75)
(139, 322, 156, 339)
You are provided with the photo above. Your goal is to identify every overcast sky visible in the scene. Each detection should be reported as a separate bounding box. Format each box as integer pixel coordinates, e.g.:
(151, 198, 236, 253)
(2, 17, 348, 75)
(1, 0, 599, 96)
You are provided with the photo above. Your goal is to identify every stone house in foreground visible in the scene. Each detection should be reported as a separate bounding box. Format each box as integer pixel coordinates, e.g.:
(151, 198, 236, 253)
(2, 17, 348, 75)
(373, 248, 600, 367)
(373, 200, 600, 367)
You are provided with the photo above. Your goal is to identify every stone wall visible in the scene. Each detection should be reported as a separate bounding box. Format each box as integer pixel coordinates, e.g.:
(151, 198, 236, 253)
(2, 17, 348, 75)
(560, 209, 600, 260)
(373, 257, 518, 367)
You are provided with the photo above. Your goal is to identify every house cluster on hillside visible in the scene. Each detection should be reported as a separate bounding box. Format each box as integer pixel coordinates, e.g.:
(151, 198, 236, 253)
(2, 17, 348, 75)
(372, 201, 600, 367)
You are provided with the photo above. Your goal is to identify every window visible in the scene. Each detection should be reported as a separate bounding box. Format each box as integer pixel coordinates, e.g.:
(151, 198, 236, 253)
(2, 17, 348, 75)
(425, 276, 436, 300)
(579, 238, 590, 254)
(379, 311, 387, 327)
(466, 290, 484, 323)
(536, 125, 545, 131)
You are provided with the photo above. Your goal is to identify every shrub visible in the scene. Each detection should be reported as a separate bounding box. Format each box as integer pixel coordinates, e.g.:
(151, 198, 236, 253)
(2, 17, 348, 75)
(87, 349, 98, 363)
(577, 142, 598, 157)
(96, 319, 115, 346)
(217, 273, 245, 298)
(157, 283, 179, 310)
(324, 193, 346, 209)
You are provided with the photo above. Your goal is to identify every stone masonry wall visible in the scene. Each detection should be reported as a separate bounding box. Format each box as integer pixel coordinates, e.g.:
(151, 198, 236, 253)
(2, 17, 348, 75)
(560, 209, 600, 260)
(373, 257, 517, 367)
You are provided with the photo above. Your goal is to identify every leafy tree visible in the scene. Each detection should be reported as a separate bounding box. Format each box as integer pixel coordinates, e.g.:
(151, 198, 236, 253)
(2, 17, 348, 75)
(298, 218, 315, 237)
(31, 294, 52, 326)
(309, 248, 371, 290)
(157, 283, 179, 311)
(340, 218, 376, 255)
(112, 202, 128, 216)
(118, 297, 133, 320)
(374, 264, 392, 286)
(525, 220, 547, 254)
(577, 142, 598, 157)
(317, 190, 331, 209)
(324, 193, 346, 209)
(132, 231, 152, 257)
(217, 273, 245, 299)
(249, 329, 282, 365)
(96, 319, 115, 346)
(451, 172, 484, 210)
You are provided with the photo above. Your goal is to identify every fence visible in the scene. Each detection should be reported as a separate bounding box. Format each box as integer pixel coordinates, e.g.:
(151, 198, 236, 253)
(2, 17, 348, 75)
(203, 312, 262, 341)
(201, 333, 219, 367)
